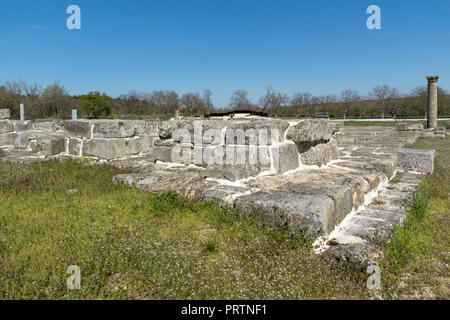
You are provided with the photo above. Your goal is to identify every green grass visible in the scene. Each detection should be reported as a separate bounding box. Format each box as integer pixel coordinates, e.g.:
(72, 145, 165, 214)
(0, 159, 369, 299)
(380, 136, 450, 299)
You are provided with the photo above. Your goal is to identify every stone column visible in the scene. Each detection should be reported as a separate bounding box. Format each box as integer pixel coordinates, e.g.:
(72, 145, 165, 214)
(426, 76, 439, 129)
(175, 109, 180, 120)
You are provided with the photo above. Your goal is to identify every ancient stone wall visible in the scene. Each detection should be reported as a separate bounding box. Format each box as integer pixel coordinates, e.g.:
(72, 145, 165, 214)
(0, 115, 343, 178)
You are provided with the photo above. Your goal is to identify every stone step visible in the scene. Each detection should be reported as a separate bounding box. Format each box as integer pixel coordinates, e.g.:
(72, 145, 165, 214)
(317, 171, 424, 268)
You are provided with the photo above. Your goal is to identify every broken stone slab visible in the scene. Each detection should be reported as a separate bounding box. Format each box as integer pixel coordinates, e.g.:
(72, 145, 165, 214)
(35, 135, 66, 156)
(0, 109, 10, 120)
(376, 147, 435, 174)
(113, 169, 217, 199)
(11, 120, 33, 132)
(82, 138, 126, 160)
(199, 185, 254, 205)
(0, 120, 14, 134)
(64, 120, 92, 138)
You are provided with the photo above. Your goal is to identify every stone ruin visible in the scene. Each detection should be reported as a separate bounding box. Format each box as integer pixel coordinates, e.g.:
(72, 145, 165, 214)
(0, 107, 442, 268)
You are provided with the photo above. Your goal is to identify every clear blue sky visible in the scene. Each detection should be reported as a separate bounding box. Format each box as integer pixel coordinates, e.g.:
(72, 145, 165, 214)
(1, 0, 449, 107)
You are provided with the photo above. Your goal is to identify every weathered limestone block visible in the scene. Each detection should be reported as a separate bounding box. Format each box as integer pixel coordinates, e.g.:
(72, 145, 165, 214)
(92, 121, 136, 138)
(286, 119, 335, 151)
(272, 143, 299, 173)
(33, 121, 57, 131)
(68, 138, 82, 156)
(234, 190, 335, 237)
(300, 139, 339, 166)
(0, 109, 10, 120)
(395, 123, 424, 131)
(125, 136, 150, 155)
(35, 135, 65, 156)
(113, 169, 217, 199)
(14, 132, 33, 150)
(127, 120, 146, 136)
(0, 133, 18, 146)
(144, 121, 160, 137)
(0, 120, 14, 134)
(64, 120, 92, 138)
(377, 148, 435, 174)
(158, 121, 178, 139)
(11, 120, 33, 132)
(82, 138, 126, 159)
(226, 119, 289, 145)
(174, 119, 227, 145)
(150, 145, 176, 163)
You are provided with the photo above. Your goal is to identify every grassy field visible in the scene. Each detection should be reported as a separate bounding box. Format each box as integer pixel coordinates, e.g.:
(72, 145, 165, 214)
(379, 136, 450, 299)
(0, 136, 448, 300)
(0, 160, 369, 299)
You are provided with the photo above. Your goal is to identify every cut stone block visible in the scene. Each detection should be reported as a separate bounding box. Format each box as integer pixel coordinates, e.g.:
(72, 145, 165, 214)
(92, 121, 136, 138)
(64, 120, 92, 138)
(0, 133, 18, 146)
(14, 133, 32, 150)
(0, 120, 14, 134)
(125, 136, 150, 155)
(35, 135, 65, 156)
(82, 138, 126, 160)
(234, 190, 335, 237)
(300, 139, 339, 166)
(377, 147, 435, 174)
(33, 121, 57, 131)
(11, 120, 33, 132)
(68, 138, 82, 156)
(0, 109, 10, 119)
(272, 143, 299, 173)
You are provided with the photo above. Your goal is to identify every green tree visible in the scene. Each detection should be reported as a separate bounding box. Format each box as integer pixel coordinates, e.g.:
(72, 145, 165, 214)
(81, 92, 111, 119)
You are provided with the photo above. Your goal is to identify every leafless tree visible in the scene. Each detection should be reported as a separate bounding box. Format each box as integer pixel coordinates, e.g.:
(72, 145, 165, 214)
(202, 89, 214, 113)
(370, 84, 400, 119)
(230, 90, 252, 110)
(259, 86, 288, 116)
(340, 89, 361, 119)
(290, 91, 312, 117)
(181, 93, 205, 115)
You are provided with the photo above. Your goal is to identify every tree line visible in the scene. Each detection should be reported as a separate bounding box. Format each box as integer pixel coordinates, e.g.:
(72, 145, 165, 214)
(0, 80, 448, 120)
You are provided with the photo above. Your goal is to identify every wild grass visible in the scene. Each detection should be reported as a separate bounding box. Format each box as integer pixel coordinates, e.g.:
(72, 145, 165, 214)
(0, 159, 369, 299)
(380, 136, 450, 299)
